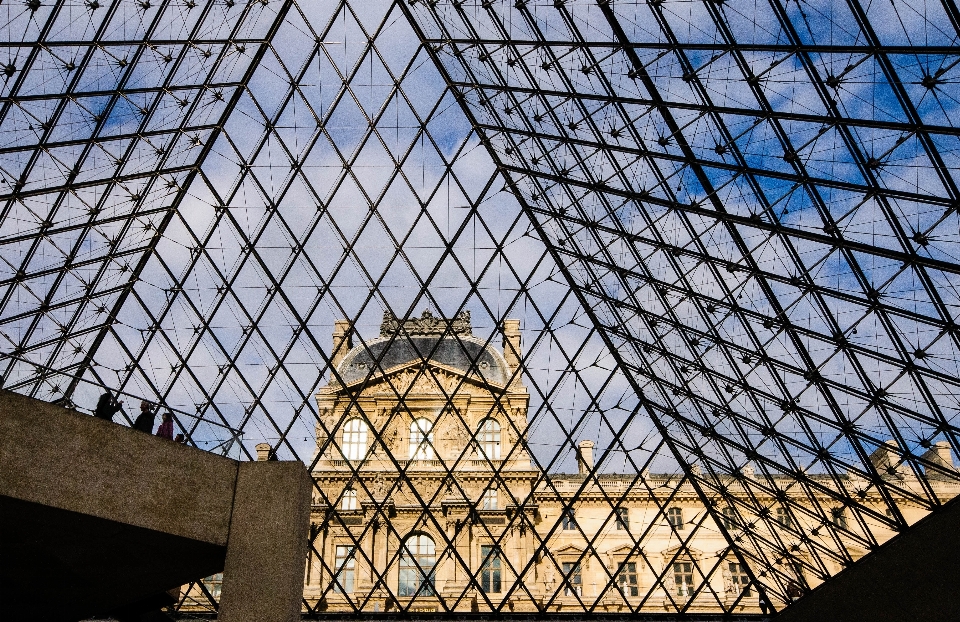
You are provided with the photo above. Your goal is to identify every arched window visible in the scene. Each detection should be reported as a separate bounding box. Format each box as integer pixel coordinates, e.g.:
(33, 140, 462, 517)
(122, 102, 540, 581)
(341, 488, 357, 511)
(478, 418, 501, 459)
(409, 418, 434, 460)
(398, 534, 436, 596)
(342, 418, 368, 461)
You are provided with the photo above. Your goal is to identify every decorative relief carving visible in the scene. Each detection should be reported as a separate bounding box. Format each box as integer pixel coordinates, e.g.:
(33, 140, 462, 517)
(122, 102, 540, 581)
(443, 421, 470, 454)
(371, 477, 389, 499)
(380, 309, 472, 337)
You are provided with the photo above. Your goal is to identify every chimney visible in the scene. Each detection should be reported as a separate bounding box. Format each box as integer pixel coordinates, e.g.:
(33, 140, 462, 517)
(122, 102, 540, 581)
(869, 439, 904, 479)
(577, 440, 595, 475)
(331, 320, 353, 369)
(502, 320, 522, 372)
(922, 441, 957, 480)
(255, 443, 272, 462)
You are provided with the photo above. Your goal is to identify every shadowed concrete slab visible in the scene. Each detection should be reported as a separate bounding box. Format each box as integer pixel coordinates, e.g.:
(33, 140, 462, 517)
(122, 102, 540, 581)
(773, 493, 960, 622)
(0, 391, 311, 622)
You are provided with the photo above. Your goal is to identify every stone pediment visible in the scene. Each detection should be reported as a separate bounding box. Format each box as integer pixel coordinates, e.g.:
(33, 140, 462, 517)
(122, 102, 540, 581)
(554, 544, 585, 557)
(342, 359, 506, 396)
(607, 544, 637, 557)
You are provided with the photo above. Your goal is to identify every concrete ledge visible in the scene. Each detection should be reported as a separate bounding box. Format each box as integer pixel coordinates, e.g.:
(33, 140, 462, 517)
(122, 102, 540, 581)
(773, 493, 960, 622)
(0, 391, 312, 622)
(0, 391, 237, 545)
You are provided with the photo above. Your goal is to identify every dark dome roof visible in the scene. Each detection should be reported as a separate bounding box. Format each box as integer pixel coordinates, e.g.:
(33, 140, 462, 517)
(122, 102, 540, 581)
(337, 335, 510, 387)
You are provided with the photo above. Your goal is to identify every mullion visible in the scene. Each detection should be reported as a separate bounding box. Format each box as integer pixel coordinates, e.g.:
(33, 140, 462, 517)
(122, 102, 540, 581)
(0, 0, 146, 376)
(417, 36, 958, 56)
(34, 23, 238, 391)
(412, 5, 769, 611)
(632, 0, 936, 528)
(63, 0, 280, 398)
(757, 0, 959, 518)
(436, 2, 856, 608)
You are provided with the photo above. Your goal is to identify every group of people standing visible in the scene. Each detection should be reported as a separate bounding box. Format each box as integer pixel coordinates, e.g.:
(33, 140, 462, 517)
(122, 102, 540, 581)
(93, 391, 184, 443)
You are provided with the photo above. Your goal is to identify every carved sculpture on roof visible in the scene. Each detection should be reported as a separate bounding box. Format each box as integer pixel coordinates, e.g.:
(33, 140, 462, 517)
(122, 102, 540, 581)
(380, 309, 473, 338)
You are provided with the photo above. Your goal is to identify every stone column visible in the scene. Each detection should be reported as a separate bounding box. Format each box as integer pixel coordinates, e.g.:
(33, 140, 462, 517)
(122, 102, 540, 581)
(577, 440, 595, 475)
(255, 443, 271, 462)
(502, 320, 522, 374)
(217, 461, 313, 622)
(331, 320, 353, 369)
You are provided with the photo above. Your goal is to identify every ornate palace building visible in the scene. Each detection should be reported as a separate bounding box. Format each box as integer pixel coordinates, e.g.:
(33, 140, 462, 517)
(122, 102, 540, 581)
(291, 312, 960, 615)
(185, 312, 958, 615)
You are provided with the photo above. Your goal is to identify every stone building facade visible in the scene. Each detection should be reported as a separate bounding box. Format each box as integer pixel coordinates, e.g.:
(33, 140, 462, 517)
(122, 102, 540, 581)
(187, 312, 959, 614)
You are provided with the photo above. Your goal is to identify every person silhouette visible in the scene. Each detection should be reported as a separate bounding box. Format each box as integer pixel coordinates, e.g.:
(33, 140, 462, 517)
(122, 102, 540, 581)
(93, 391, 123, 421)
(156, 411, 174, 440)
(133, 400, 156, 433)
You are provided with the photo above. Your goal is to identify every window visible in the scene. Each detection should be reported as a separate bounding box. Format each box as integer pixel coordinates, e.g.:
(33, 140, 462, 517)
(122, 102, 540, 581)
(728, 562, 750, 596)
(722, 507, 738, 530)
(776, 507, 792, 529)
(667, 507, 684, 529)
(615, 507, 629, 530)
(617, 561, 639, 596)
(409, 418, 435, 461)
(562, 508, 577, 530)
(341, 488, 357, 511)
(480, 545, 502, 594)
(478, 418, 501, 459)
(334, 545, 355, 594)
(202, 573, 223, 600)
(831, 507, 847, 529)
(342, 418, 368, 461)
(483, 488, 498, 510)
(398, 534, 435, 596)
(673, 562, 694, 597)
(562, 561, 582, 596)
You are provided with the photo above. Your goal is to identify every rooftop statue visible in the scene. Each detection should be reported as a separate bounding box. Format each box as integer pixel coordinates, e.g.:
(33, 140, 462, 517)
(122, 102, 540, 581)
(380, 309, 473, 338)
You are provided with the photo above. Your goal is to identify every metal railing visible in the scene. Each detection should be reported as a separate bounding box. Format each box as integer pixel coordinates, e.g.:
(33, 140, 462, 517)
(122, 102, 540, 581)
(0, 353, 243, 459)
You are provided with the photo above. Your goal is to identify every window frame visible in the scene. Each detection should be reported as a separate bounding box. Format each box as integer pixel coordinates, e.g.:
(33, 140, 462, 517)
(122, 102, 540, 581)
(478, 417, 502, 460)
(561, 561, 582, 597)
(341, 488, 358, 511)
(334, 544, 356, 595)
(398, 533, 436, 597)
(409, 418, 435, 461)
(722, 506, 738, 530)
(615, 507, 629, 531)
(483, 487, 498, 510)
(480, 545, 502, 594)
(616, 560, 639, 597)
(673, 561, 695, 597)
(561, 508, 577, 531)
(727, 562, 750, 596)
(667, 506, 684, 529)
(341, 417, 368, 461)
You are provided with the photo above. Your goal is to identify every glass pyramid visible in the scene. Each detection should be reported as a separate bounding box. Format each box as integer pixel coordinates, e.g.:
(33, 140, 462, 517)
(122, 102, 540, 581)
(1, 0, 958, 616)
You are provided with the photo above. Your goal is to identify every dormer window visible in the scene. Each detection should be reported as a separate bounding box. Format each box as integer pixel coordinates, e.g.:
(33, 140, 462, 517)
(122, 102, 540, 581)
(722, 507, 738, 530)
(667, 507, 684, 529)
